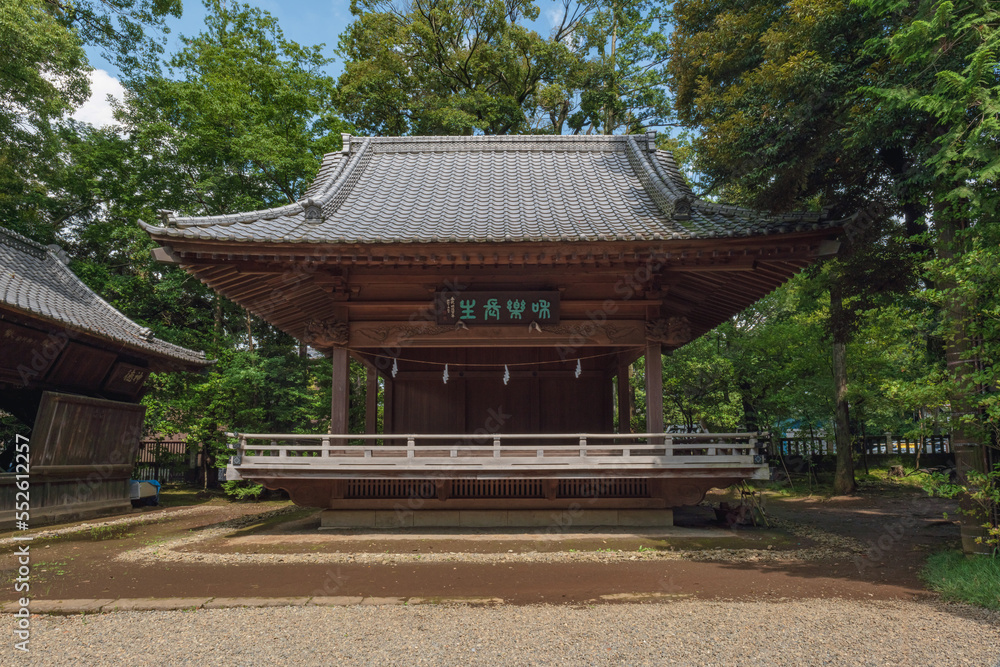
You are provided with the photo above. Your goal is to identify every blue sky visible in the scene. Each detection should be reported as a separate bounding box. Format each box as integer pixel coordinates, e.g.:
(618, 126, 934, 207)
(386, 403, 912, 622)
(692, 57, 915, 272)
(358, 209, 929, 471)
(85, 0, 359, 80)
(77, 0, 572, 126)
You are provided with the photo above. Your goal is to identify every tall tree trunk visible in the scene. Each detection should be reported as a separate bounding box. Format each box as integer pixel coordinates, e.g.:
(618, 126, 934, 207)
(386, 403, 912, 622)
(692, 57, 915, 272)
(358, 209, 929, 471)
(830, 282, 856, 495)
(202, 440, 211, 491)
(938, 213, 991, 552)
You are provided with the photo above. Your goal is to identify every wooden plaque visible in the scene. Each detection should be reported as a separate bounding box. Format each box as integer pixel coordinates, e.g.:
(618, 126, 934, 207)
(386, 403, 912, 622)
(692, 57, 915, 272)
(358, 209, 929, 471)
(103, 361, 150, 397)
(434, 291, 560, 325)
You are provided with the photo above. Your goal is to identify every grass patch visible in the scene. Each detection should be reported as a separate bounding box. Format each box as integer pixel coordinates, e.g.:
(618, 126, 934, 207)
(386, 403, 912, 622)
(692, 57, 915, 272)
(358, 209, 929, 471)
(857, 465, 933, 490)
(89, 524, 134, 541)
(753, 464, 933, 498)
(922, 550, 1000, 610)
(157, 485, 218, 508)
(751, 478, 835, 498)
(226, 506, 314, 537)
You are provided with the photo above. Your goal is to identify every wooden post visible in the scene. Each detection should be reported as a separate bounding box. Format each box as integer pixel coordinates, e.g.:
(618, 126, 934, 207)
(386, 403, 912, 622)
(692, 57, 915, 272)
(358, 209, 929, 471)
(330, 347, 349, 434)
(365, 367, 378, 434)
(617, 364, 632, 434)
(645, 341, 664, 438)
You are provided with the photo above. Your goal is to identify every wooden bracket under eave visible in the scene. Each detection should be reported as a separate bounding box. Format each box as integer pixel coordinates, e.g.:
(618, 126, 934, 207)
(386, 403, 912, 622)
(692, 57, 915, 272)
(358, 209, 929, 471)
(150, 246, 182, 264)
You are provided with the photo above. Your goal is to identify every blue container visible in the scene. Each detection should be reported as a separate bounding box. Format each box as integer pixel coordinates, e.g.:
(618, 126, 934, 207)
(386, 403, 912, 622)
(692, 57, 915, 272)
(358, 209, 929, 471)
(129, 479, 162, 507)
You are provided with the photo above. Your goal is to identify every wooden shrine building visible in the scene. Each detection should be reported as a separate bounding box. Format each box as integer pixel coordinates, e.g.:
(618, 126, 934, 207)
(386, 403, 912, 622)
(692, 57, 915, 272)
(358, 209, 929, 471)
(0, 227, 208, 526)
(143, 134, 841, 527)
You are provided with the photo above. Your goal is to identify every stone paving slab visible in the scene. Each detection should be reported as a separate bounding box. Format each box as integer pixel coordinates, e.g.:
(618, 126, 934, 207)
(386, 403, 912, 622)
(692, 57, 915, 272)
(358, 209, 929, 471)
(1, 595, 516, 614)
(308, 596, 364, 606)
(406, 596, 504, 606)
(203, 597, 309, 609)
(359, 596, 406, 606)
(23, 599, 116, 614)
(103, 598, 210, 612)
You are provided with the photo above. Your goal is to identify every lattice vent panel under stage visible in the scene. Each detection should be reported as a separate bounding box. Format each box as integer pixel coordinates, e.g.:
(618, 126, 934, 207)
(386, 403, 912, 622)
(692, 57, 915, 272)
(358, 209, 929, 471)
(344, 478, 652, 500)
(558, 478, 649, 498)
(345, 480, 438, 500)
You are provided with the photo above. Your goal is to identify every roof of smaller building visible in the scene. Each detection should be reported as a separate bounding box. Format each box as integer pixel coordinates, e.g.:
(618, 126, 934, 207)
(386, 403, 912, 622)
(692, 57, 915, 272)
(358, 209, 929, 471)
(0, 227, 208, 367)
(141, 134, 835, 245)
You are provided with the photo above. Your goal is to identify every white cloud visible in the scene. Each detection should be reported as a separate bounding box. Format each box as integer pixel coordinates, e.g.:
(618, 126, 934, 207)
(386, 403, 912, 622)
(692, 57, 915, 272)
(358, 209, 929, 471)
(71, 69, 124, 128)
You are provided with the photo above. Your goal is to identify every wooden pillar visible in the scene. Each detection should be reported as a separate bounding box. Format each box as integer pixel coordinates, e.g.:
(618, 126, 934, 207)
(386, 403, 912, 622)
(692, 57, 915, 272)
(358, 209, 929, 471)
(330, 347, 350, 434)
(617, 364, 632, 434)
(645, 342, 663, 435)
(365, 367, 378, 434)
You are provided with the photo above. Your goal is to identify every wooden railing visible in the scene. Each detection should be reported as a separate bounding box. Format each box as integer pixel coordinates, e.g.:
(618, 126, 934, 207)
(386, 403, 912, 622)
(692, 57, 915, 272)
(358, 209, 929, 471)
(225, 432, 767, 479)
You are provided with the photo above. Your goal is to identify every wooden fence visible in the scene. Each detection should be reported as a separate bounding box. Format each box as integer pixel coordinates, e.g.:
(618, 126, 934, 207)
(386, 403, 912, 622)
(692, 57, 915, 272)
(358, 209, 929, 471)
(777, 435, 951, 457)
(132, 439, 189, 482)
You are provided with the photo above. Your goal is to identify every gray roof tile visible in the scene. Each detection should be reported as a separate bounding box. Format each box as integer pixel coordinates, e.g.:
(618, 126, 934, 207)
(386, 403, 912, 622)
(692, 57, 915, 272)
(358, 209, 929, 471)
(141, 134, 836, 245)
(0, 227, 208, 366)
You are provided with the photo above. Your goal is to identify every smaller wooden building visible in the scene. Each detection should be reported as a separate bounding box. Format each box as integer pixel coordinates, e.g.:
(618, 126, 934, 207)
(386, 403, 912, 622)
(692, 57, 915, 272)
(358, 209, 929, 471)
(0, 227, 208, 526)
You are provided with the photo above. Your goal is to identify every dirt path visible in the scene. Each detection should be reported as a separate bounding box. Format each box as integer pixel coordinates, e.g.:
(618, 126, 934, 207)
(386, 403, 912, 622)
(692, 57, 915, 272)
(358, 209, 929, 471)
(0, 486, 963, 606)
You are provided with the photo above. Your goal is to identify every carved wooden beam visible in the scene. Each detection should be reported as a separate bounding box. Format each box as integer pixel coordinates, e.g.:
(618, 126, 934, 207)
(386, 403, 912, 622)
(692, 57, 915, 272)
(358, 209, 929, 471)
(348, 320, 646, 348)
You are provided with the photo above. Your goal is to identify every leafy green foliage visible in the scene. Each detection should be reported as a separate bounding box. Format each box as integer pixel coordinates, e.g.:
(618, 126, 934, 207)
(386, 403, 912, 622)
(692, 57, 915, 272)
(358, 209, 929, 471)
(19, 1, 361, 485)
(856, 0, 1000, 218)
(337, 0, 573, 135)
(0, 0, 89, 240)
(118, 0, 348, 215)
(43, 0, 182, 74)
(665, 0, 1000, 497)
(337, 0, 672, 135)
(221, 480, 265, 501)
(547, 0, 673, 134)
(660, 331, 742, 431)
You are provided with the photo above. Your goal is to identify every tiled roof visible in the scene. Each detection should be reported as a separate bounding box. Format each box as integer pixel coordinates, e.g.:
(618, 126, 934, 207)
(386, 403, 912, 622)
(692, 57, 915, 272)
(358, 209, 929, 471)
(0, 227, 208, 366)
(141, 134, 833, 244)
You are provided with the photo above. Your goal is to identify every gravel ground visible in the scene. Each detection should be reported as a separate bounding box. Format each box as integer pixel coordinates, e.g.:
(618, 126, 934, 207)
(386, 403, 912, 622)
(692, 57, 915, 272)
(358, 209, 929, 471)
(5, 600, 999, 666)
(116, 508, 866, 566)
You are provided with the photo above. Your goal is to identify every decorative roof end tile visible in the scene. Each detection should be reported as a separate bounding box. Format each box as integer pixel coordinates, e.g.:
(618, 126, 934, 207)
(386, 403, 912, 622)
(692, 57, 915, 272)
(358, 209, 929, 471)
(302, 198, 325, 224)
(672, 197, 693, 221)
(157, 210, 176, 228)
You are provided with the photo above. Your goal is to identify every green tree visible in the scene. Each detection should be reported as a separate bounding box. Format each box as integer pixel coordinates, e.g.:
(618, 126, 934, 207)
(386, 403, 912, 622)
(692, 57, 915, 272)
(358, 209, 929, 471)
(1, 0, 182, 241)
(118, 0, 347, 214)
(337, 0, 579, 135)
(659, 331, 742, 432)
(0, 0, 89, 240)
(540, 0, 672, 134)
(855, 0, 999, 526)
(337, 0, 673, 136)
(43, 0, 182, 74)
(665, 0, 959, 494)
(50, 1, 360, 486)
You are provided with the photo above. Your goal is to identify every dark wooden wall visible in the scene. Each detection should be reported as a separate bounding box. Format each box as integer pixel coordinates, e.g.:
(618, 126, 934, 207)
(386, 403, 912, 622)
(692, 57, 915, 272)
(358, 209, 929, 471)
(386, 347, 613, 436)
